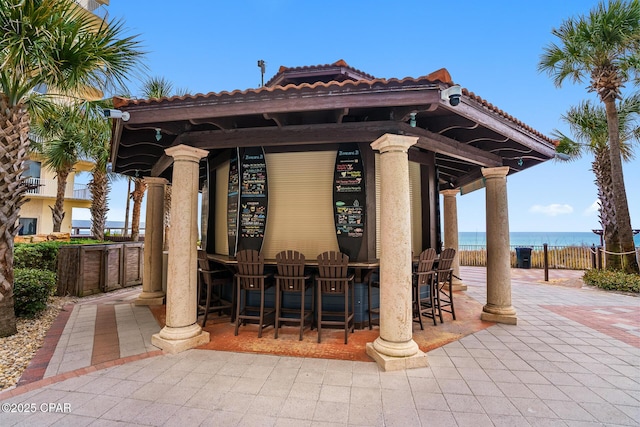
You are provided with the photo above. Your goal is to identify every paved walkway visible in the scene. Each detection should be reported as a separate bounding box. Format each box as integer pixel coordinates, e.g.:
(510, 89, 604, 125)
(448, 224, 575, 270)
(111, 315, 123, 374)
(1, 267, 638, 426)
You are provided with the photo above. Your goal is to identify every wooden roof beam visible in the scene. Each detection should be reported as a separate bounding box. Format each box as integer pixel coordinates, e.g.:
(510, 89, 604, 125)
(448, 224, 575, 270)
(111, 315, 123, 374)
(178, 121, 501, 167)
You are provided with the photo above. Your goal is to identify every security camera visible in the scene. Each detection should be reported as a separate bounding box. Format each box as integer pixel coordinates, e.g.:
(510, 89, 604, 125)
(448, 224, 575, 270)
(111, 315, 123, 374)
(102, 109, 130, 121)
(440, 85, 462, 107)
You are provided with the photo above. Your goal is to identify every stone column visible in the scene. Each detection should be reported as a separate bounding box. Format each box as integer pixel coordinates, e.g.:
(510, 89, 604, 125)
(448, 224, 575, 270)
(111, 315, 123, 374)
(440, 189, 466, 291)
(366, 134, 428, 371)
(152, 145, 210, 353)
(481, 167, 517, 325)
(135, 177, 167, 306)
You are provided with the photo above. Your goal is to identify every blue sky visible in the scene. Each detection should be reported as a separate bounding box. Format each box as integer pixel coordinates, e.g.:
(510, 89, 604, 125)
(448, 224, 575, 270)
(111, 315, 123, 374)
(77, 0, 639, 233)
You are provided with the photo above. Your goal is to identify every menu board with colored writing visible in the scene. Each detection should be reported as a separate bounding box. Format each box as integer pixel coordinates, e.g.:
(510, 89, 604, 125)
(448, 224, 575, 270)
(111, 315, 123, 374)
(238, 146, 268, 252)
(227, 149, 240, 256)
(333, 143, 365, 259)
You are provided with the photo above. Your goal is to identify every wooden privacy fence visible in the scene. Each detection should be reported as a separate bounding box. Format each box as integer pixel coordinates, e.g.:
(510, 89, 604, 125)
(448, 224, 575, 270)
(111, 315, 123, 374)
(458, 245, 594, 270)
(57, 242, 144, 296)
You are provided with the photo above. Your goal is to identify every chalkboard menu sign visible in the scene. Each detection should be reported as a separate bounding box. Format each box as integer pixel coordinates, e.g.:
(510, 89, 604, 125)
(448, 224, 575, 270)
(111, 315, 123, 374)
(227, 148, 240, 256)
(333, 143, 365, 259)
(238, 146, 268, 252)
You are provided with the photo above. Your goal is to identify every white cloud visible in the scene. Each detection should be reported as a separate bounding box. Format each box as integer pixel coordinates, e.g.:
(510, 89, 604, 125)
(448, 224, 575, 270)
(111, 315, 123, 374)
(529, 204, 574, 216)
(583, 199, 600, 216)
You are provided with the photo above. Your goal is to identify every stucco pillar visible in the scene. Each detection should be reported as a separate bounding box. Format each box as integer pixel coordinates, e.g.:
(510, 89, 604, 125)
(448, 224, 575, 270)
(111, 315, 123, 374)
(135, 177, 167, 306)
(366, 134, 428, 371)
(481, 167, 517, 325)
(152, 145, 210, 353)
(440, 189, 466, 291)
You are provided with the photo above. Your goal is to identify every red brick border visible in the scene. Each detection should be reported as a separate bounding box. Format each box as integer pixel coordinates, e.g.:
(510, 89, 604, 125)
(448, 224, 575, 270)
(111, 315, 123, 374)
(16, 304, 74, 387)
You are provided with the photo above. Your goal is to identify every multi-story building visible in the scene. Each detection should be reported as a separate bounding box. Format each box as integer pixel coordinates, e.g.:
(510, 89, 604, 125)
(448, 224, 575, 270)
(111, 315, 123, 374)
(19, 155, 93, 236)
(18, 0, 110, 238)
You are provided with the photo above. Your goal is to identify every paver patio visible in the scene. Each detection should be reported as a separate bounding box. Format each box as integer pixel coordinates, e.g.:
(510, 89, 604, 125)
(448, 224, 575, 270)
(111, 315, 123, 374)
(1, 266, 638, 426)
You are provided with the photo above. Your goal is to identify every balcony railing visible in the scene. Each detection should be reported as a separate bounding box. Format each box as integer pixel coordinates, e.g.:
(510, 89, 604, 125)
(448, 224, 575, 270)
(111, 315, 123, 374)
(25, 177, 91, 201)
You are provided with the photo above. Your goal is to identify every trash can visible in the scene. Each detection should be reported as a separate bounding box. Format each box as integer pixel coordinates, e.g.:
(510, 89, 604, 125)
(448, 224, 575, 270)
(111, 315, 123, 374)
(515, 247, 532, 268)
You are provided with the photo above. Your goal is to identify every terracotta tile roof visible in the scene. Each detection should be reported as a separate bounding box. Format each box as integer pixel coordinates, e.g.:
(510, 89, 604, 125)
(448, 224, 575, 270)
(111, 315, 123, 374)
(112, 67, 453, 109)
(112, 63, 553, 144)
(266, 59, 377, 86)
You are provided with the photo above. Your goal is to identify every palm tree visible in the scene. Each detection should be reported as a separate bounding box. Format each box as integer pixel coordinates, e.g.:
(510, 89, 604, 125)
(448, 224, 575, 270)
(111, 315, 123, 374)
(554, 96, 639, 269)
(30, 103, 85, 232)
(0, 0, 144, 337)
(83, 104, 113, 241)
(539, 0, 640, 274)
(130, 178, 147, 242)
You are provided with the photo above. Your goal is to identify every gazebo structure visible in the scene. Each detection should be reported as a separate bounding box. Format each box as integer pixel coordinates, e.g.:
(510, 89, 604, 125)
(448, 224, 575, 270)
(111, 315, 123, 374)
(109, 60, 556, 369)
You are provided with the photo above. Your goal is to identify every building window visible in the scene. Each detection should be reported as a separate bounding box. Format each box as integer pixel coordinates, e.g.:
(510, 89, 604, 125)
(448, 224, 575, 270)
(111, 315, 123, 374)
(24, 160, 41, 178)
(19, 218, 37, 236)
(24, 160, 42, 194)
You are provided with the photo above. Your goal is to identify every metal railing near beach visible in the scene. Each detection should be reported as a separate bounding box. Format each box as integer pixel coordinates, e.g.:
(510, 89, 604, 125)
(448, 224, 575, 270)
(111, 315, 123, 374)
(459, 245, 595, 270)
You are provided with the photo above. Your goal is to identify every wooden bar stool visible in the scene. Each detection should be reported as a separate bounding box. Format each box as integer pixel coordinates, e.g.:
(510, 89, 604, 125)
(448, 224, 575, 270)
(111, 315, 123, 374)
(274, 250, 313, 340)
(316, 251, 354, 344)
(197, 250, 233, 327)
(413, 248, 438, 329)
(435, 247, 456, 321)
(234, 249, 274, 338)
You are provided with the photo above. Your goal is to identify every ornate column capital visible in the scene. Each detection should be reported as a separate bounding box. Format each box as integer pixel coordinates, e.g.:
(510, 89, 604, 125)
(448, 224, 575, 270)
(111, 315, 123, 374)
(371, 134, 418, 153)
(143, 176, 168, 186)
(440, 189, 460, 198)
(481, 166, 510, 180)
(165, 144, 208, 161)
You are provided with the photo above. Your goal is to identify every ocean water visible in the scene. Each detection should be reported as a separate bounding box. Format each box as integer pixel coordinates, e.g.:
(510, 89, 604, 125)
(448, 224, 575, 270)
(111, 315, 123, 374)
(459, 231, 640, 248)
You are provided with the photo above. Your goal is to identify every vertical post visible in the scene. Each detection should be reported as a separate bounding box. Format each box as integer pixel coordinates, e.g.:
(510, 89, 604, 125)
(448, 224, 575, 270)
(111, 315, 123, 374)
(591, 244, 597, 269)
(366, 134, 428, 371)
(440, 189, 466, 291)
(481, 167, 517, 325)
(543, 243, 549, 282)
(152, 145, 210, 353)
(124, 177, 132, 237)
(135, 177, 168, 306)
(597, 246, 603, 269)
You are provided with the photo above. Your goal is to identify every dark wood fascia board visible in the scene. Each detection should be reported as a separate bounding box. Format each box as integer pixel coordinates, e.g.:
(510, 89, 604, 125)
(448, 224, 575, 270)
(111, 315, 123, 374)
(440, 99, 556, 158)
(109, 119, 123, 163)
(121, 87, 441, 125)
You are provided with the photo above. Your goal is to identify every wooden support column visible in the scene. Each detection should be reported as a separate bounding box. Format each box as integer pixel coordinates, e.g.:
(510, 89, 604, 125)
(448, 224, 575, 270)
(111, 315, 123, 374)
(152, 145, 210, 353)
(366, 134, 428, 371)
(440, 189, 466, 291)
(135, 177, 168, 306)
(481, 166, 517, 325)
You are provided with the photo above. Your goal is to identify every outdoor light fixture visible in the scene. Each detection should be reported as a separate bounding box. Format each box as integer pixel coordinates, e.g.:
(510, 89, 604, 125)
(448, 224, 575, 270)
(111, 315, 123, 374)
(102, 109, 130, 121)
(517, 157, 524, 166)
(155, 128, 162, 141)
(409, 112, 417, 127)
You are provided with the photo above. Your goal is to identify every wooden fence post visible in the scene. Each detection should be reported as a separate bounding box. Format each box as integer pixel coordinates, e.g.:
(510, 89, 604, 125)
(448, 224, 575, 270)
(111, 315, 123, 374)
(543, 243, 549, 281)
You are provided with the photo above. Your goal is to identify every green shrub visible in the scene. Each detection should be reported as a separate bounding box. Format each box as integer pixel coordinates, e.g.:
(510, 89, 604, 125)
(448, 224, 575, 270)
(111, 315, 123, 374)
(14, 241, 64, 272)
(13, 268, 57, 318)
(583, 269, 640, 293)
